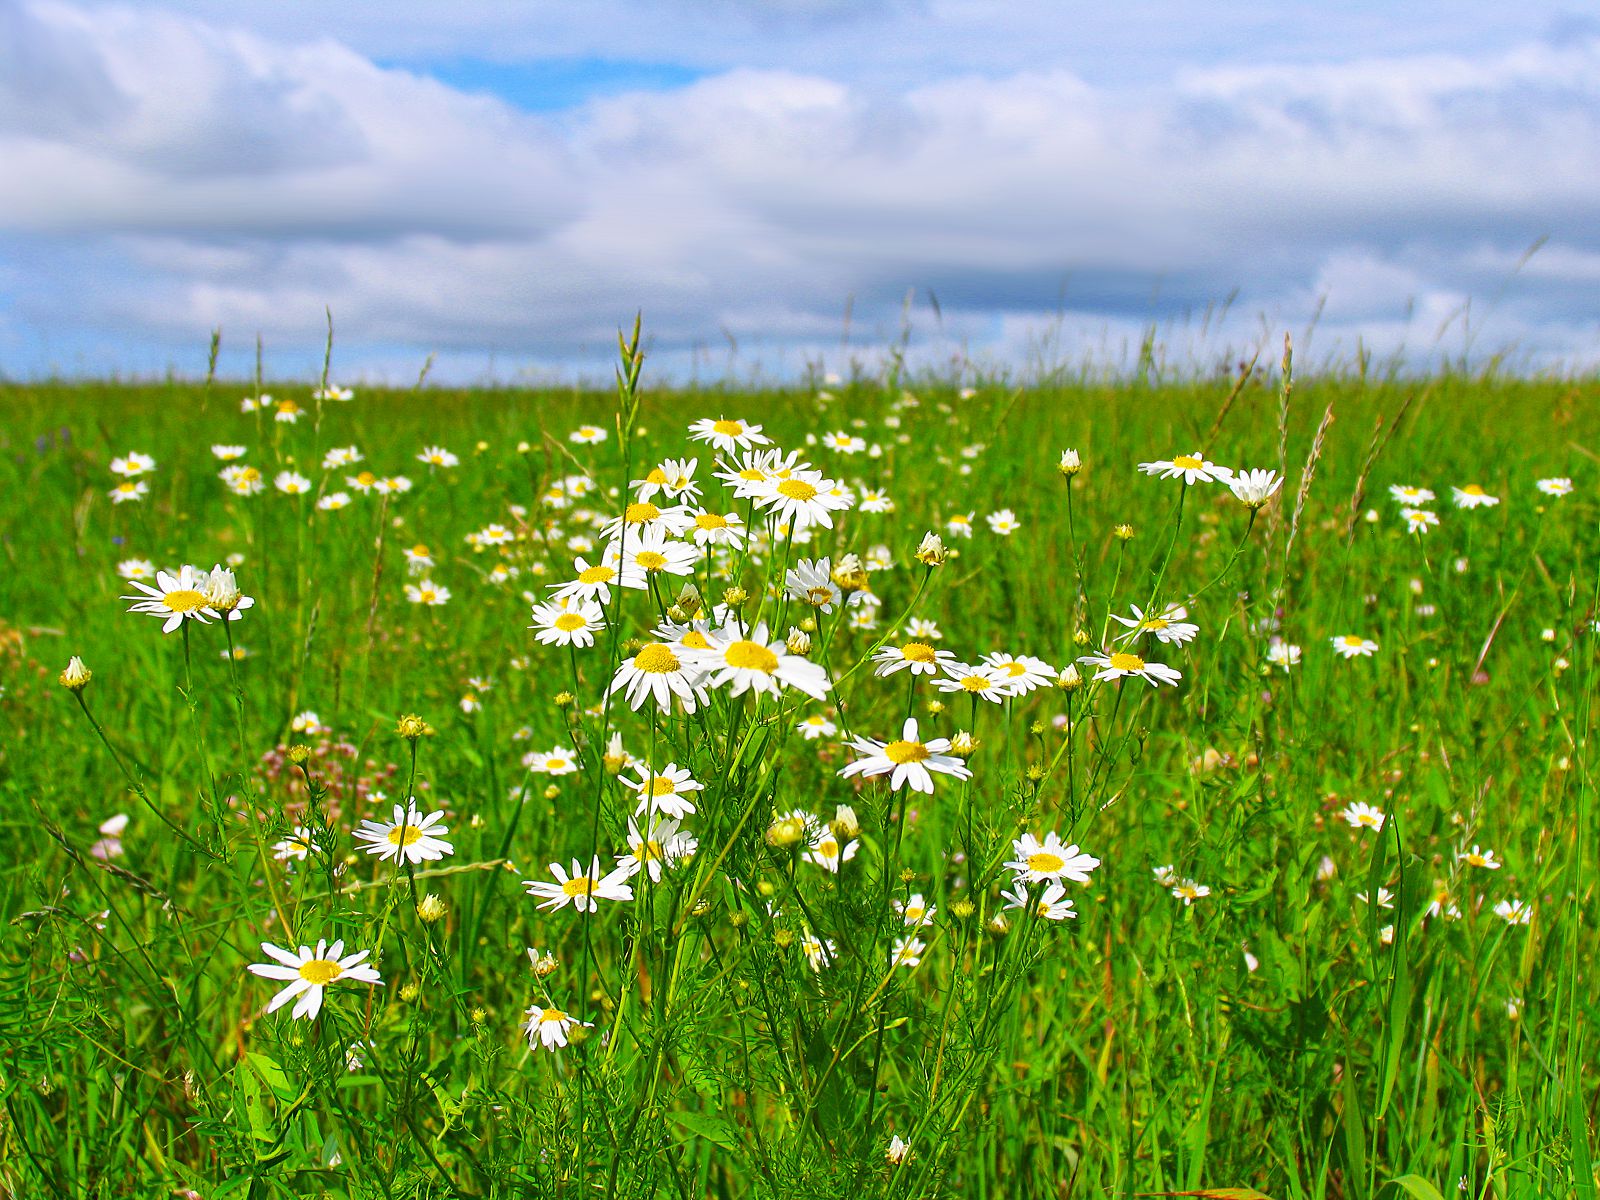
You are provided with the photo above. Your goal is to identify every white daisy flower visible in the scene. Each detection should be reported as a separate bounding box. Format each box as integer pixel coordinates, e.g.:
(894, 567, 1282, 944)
(530, 597, 605, 647)
(124, 565, 220, 633)
(1110, 604, 1198, 645)
(620, 762, 704, 820)
(522, 1004, 591, 1051)
(979, 652, 1057, 694)
(785, 558, 840, 612)
(1001, 879, 1076, 921)
(838, 717, 972, 794)
(687, 621, 831, 701)
(1006, 832, 1100, 884)
(1137, 452, 1232, 485)
(1330, 635, 1379, 659)
(688, 416, 771, 454)
(608, 642, 710, 714)
(248, 939, 382, 1021)
(353, 802, 454, 865)
(1076, 649, 1182, 686)
(523, 858, 634, 913)
(1452, 485, 1499, 509)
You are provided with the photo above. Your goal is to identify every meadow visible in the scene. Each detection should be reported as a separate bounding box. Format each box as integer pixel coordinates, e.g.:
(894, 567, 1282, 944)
(0, 341, 1595, 1200)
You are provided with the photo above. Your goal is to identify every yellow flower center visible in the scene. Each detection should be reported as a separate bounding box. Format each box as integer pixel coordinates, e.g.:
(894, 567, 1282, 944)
(904, 905, 925, 921)
(695, 513, 729, 530)
(738, 467, 765, 481)
(355, 471, 377, 487)
(959, 675, 993, 692)
(418, 589, 436, 603)
(724, 641, 779, 673)
(806, 586, 834, 605)
(1342, 636, 1366, 647)
(162, 589, 209, 613)
(545, 757, 568, 770)
(633, 643, 681, 674)
(649, 776, 678, 796)
(646, 467, 668, 484)
(625, 501, 661, 524)
(562, 876, 596, 897)
(713, 419, 743, 435)
(116, 482, 139, 493)
(776, 479, 818, 501)
(1462, 484, 1485, 495)
(578, 564, 615, 584)
(239, 467, 260, 482)
(1173, 455, 1203, 470)
(1143, 618, 1169, 631)
(679, 631, 711, 650)
(884, 740, 929, 764)
(540, 1008, 570, 1024)
(1028, 852, 1065, 873)
(1000, 662, 1027, 676)
(636, 551, 668, 571)
(635, 839, 664, 862)
(298, 959, 344, 985)
(554, 613, 588, 632)
(901, 642, 937, 663)
(411, 544, 430, 556)
(815, 837, 838, 857)
(277, 401, 299, 414)
(386, 823, 424, 846)
(1108, 652, 1145, 672)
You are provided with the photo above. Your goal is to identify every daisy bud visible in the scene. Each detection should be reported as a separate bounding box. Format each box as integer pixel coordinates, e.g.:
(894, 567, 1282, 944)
(396, 714, 430, 742)
(986, 913, 1010, 938)
(914, 531, 947, 566)
(1057, 665, 1083, 691)
(926, 700, 945, 715)
(1058, 449, 1082, 477)
(554, 691, 575, 707)
(288, 744, 312, 765)
(950, 899, 975, 920)
(786, 627, 812, 655)
(765, 814, 806, 850)
(1112, 524, 1135, 541)
(60, 655, 92, 691)
(722, 586, 748, 606)
(729, 910, 749, 929)
(831, 804, 860, 840)
(417, 894, 447, 923)
(527, 948, 558, 977)
(543, 784, 560, 800)
(205, 565, 244, 612)
(399, 982, 421, 1003)
(949, 730, 977, 756)
(689, 898, 712, 918)
(772, 928, 794, 949)
(1073, 629, 1090, 647)
(887, 1136, 912, 1165)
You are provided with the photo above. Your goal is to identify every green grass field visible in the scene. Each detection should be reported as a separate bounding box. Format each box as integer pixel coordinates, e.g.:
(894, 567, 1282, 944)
(0, 348, 1595, 1200)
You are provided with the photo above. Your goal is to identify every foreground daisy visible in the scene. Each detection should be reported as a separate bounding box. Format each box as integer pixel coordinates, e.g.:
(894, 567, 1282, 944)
(932, 662, 1011, 703)
(1458, 844, 1501, 870)
(1171, 879, 1211, 905)
(1339, 802, 1386, 832)
(614, 817, 696, 882)
(838, 717, 972, 794)
(980, 652, 1057, 694)
(1110, 603, 1198, 645)
(523, 1004, 591, 1051)
(1077, 649, 1182, 687)
(609, 643, 709, 713)
(688, 416, 770, 453)
(872, 640, 956, 677)
(620, 762, 704, 819)
(1401, 508, 1439, 535)
(1389, 484, 1435, 505)
(1137, 452, 1232, 485)
(688, 622, 831, 700)
(1452, 485, 1499, 509)
(1330, 635, 1379, 659)
(354, 802, 454, 865)
(1006, 832, 1100, 884)
(1494, 898, 1532, 926)
(1001, 879, 1076, 920)
(124, 565, 220, 632)
(248, 939, 382, 1021)
(529, 598, 605, 648)
(1229, 468, 1283, 509)
(523, 858, 635, 913)
(1536, 477, 1573, 498)
(1266, 640, 1302, 671)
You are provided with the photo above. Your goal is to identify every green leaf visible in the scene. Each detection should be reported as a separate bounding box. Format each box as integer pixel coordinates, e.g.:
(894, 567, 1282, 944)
(1383, 1176, 1446, 1200)
(246, 1053, 295, 1103)
(666, 1110, 738, 1149)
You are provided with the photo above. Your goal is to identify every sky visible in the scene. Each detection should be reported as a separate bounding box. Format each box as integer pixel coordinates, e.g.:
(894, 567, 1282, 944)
(3, 0, 1599, 385)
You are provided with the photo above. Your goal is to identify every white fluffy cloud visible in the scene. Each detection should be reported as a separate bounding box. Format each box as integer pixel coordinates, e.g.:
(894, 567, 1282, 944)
(2, 0, 1598, 380)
